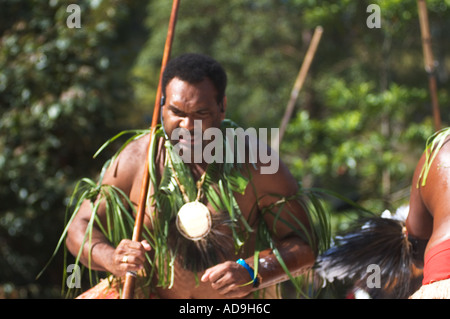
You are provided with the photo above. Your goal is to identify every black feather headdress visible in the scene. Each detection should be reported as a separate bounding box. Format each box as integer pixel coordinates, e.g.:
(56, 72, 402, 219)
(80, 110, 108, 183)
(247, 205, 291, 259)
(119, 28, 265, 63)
(316, 211, 423, 298)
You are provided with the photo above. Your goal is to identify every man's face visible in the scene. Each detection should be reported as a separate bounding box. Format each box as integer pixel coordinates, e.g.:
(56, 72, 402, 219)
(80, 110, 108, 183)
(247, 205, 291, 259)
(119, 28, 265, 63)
(162, 77, 226, 155)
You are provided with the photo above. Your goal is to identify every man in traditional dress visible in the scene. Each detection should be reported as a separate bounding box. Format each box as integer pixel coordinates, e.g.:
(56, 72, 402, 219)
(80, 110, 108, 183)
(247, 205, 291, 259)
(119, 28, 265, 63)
(65, 53, 318, 299)
(407, 130, 450, 299)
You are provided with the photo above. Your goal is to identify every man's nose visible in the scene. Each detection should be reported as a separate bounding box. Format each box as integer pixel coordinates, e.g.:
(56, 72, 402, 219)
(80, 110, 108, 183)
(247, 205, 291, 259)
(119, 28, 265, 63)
(179, 116, 195, 131)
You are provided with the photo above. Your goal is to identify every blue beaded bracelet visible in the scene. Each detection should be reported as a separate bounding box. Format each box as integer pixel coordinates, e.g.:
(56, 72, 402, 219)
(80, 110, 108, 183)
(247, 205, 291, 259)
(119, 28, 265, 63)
(236, 258, 260, 287)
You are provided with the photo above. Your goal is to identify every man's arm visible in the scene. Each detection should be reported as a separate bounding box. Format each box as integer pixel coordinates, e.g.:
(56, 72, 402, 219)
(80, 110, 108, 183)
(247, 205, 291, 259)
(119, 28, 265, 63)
(405, 152, 434, 241)
(65, 136, 151, 277)
(406, 140, 450, 268)
(65, 198, 151, 276)
(249, 160, 316, 285)
(201, 157, 316, 298)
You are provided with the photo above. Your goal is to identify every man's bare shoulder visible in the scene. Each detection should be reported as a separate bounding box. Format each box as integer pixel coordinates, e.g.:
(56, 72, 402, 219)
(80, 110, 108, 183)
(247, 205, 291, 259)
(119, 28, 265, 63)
(435, 137, 450, 163)
(102, 133, 151, 186)
(118, 133, 151, 164)
(419, 136, 450, 187)
(246, 157, 298, 198)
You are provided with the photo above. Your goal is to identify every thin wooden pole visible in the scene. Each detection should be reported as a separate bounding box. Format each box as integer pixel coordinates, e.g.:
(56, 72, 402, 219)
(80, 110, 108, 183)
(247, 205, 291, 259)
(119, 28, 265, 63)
(122, 0, 180, 299)
(271, 26, 323, 150)
(417, 0, 441, 131)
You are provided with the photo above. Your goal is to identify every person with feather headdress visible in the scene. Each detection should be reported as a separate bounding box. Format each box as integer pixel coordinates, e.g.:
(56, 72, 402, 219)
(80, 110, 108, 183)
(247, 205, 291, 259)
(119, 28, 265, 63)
(316, 128, 450, 299)
(63, 53, 329, 299)
(408, 128, 450, 298)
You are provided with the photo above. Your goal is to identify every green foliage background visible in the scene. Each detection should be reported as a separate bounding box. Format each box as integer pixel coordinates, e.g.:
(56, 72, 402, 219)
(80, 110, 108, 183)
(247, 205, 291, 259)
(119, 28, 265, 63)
(0, 0, 449, 298)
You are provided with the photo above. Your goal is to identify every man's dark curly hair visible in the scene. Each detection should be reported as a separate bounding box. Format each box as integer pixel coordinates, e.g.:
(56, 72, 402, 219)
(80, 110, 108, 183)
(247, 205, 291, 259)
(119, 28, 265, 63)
(161, 53, 227, 105)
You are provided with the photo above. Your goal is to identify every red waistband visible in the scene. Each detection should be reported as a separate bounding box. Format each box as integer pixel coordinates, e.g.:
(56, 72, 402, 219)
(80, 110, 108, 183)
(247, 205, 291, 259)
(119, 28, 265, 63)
(423, 239, 450, 285)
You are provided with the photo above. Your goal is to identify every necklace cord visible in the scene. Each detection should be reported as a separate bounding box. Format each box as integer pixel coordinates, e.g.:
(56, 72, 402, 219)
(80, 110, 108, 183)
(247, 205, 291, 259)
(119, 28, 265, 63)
(166, 149, 208, 203)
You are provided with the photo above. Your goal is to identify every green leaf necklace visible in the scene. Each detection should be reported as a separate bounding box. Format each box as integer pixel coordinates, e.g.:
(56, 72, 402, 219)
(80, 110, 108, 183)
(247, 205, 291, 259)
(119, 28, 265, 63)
(166, 152, 213, 241)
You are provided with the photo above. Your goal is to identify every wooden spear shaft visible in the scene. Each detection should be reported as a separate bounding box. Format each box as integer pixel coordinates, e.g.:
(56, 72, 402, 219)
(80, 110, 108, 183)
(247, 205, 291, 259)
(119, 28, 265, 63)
(122, 0, 180, 299)
(271, 26, 323, 150)
(417, 0, 441, 131)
